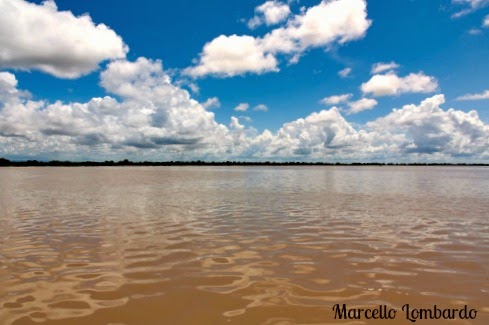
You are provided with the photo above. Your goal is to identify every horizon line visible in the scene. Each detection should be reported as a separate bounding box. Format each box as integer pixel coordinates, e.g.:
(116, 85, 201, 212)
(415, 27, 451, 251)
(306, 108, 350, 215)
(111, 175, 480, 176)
(1, 158, 488, 167)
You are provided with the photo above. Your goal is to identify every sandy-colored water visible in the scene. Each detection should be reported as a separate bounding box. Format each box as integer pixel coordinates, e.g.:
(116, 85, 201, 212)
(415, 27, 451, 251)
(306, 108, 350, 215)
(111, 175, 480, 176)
(0, 166, 488, 324)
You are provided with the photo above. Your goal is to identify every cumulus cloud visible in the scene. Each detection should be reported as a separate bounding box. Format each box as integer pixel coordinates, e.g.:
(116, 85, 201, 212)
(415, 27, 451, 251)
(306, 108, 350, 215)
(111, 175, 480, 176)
(239, 108, 370, 158)
(253, 104, 268, 111)
(248, 1, 291, 29)
(320, 93, 352, 105)
(367, 95, 489, 157)
(0, 0, 128, 78)
(267, 0, 371, 50)
(371, 61, 400, 74)
(451, 0, 489, 17)
(0, 72, 25, 102)
(347, 98, 377, 114)
(183, 35, 279, 78)
(186, 0, 371, 78)
(1, 67, 487, 161)
(321, 93, 376, 114)
(202, 97, 221, 109)
(234, 103, 250, 112)
(338, 67, 352, 78)
(270, 108, 362, 156)
(484, 14, 489, 27)
(361, 72, 438, 97)
(456, 89, 489, 100)
(0, 58, 232, 159)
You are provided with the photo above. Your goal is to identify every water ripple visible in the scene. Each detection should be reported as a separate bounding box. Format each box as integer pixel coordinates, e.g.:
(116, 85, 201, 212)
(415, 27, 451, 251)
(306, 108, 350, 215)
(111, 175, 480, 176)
(0, 166, 488, 324)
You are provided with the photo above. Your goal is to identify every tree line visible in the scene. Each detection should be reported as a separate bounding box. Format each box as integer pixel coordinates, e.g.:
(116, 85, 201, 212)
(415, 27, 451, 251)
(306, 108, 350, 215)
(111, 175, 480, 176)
(1, 158, 487, 167)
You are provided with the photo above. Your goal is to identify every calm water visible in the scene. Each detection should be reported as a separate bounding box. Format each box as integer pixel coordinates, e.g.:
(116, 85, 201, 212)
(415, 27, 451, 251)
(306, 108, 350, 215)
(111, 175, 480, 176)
(0, 166, 488, 324)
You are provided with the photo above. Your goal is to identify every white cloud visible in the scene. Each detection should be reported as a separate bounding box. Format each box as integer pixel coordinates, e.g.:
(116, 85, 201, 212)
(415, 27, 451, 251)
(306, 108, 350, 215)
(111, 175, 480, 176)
(244, 108, 368, 158)
(347, 98, 377, 114)
(230, 116, 245, 131)
(0, 0, 128, 79)
(253, 104, 268, 111)
(99, 58, 172, 99)
(0, 72, 18, 90)
(361, 72, 438, 97)
(1, 69, 487, 162)
(338, 67, 351, 78)
(202, 97, 221, 109)
(371, 61, 400, 74)
(451, 0, 489, 17)
(183, 35, 279, 78)
(247, 17, 262, 30)
(456, 89, 489, 100)
(468, 28, 482, 35)
(248, 1, 291, 29)
(188, 82, 200, 94)
(484, 14, 489, 27)
(234, 103, 250, 112)
(320, 93, 352, 105)
(186, 0, 371, 78)
(239, 116, 253, 123)
(286, 0, 370, 48)
(0, 72, 24, 102)
(174, 78, 200, 94)
(261, 0, 371, 52)
(321, 93, 377, 115)
(367, 95, 489, 157)
(0, 58, 231, 159)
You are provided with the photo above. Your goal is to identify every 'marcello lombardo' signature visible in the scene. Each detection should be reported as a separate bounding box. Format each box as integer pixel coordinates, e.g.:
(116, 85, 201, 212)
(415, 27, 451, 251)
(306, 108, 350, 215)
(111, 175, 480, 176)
(332, 304, 478, 322)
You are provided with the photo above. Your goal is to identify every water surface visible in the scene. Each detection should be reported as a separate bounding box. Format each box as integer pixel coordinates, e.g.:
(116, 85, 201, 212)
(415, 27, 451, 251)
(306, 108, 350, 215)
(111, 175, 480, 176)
(0, 166, 488, 324)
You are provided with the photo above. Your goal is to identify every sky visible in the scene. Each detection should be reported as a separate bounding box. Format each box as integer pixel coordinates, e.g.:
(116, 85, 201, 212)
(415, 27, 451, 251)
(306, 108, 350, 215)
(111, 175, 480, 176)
(0, 0, 488, 162)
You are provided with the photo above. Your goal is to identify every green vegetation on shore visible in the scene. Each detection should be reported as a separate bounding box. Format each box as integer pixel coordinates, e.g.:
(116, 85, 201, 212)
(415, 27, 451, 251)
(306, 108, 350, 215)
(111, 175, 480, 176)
(1, 158, 487, 167)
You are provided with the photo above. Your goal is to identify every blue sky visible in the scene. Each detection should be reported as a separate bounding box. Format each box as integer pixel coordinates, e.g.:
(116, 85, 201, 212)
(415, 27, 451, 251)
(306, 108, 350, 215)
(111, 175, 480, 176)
(0, 0, 488, 162)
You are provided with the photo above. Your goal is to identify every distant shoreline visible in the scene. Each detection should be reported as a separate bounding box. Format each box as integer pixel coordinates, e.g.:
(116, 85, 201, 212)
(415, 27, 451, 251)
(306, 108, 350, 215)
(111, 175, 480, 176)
(1, 158, 487, 167)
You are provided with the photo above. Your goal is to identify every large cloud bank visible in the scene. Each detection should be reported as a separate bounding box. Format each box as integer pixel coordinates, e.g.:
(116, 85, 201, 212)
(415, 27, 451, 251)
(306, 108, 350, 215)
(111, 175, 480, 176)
(1, 60, 488, 162)
(0, 59, 229, 160)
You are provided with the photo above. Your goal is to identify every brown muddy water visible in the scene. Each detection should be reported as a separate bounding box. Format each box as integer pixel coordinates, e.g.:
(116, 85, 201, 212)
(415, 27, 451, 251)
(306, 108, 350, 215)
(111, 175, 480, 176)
(0, 166, 488, 325)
